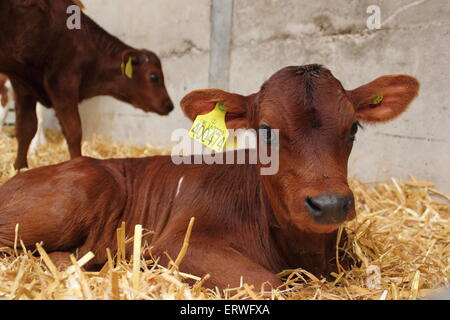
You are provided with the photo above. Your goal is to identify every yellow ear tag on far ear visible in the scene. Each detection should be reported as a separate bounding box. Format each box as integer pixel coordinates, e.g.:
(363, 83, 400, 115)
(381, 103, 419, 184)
(372, 95, 383, 105)
(189, 103, 229, 153)
(121, 57, 134, 79)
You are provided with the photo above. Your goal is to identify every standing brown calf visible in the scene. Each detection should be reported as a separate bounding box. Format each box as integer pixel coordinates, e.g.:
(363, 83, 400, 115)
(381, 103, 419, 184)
(0, 65, 419, 290)
(0, 0, 173, 170)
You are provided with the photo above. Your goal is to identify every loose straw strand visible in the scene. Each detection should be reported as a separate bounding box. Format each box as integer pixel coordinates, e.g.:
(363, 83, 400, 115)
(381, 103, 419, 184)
(171, 217, 195, 271)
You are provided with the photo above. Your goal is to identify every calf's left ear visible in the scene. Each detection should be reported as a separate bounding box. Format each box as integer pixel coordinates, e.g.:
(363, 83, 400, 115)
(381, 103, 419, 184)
(346, 75, 419, 122)
(180, 89, 256, 129)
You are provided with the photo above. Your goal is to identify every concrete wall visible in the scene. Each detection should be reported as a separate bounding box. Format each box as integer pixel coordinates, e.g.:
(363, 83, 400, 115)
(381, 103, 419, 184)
(229, 0, 450, 192)
(74, 0, 211, 146)
(53, 0, 449, 192)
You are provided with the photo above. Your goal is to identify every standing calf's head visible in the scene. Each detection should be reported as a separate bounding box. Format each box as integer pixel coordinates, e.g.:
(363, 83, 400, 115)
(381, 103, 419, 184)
(117, 49, 174, 115)
(181, 65, 419, 233)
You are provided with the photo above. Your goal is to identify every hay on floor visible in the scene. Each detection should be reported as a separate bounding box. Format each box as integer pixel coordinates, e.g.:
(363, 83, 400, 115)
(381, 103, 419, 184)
(0, 130, 448, 300)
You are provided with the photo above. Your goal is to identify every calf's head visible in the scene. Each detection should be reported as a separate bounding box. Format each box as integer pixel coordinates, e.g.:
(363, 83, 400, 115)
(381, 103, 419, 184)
(118, 49, 173, 115)
(181, 65, 419, 234)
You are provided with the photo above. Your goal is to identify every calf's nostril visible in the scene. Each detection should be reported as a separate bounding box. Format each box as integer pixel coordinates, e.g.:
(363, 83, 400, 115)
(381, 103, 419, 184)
(166, 103, 174, 112)
(342, 197, 353, 212)
(305, 197, 323, 216)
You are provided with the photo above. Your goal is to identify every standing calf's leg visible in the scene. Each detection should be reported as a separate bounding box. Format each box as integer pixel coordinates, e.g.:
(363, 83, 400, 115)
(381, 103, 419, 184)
(0, 106, 9, 131)
(45, 71, 83, 158)
(0, 90, 8, 108)
(54, 105, 82, 159)
(29, 103, 48, 153)
(0, 81, 12, 132)
(0, 80, 10, 129)
(0, 78, 9, 108)
(12, 82, 38, 170)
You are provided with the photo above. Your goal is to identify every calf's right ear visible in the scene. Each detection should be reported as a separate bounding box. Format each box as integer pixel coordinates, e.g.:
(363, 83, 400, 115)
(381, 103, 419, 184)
(180, 89, 256, 129)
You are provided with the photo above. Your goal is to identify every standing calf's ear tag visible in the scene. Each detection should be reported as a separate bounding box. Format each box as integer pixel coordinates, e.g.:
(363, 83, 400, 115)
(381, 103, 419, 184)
(121, 57, 134, 79)
(189, 103, 229, 153)
(371, 95, 383, 105)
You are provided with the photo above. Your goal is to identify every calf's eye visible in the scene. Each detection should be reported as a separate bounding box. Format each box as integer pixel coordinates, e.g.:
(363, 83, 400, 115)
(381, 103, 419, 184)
(150, 73, 159, 84)
(349, 121, 362, 141)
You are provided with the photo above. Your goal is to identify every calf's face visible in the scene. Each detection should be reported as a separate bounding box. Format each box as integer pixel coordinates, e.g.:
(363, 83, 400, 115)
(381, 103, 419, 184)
(118, 49, 174, 115)
(181, 65, 419, 234)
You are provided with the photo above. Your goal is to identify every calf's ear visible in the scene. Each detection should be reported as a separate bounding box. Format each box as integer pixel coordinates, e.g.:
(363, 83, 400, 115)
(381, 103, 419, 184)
(121, 49, 147, 79)
(346, 75, 419, 122)
(72, 0, 85, 9)
(180, 89, 256, 129)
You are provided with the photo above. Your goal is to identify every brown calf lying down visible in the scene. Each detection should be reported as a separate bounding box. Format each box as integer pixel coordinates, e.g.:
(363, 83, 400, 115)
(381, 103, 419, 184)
(0, 0, 173, 170)
(0, 65, 419, 290)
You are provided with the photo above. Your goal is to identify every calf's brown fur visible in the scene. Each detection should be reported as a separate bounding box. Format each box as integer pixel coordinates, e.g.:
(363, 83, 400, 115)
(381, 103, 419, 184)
(0, 74, 9, 107)
(0, 0, 173, 170)
(0, 65, 419, 290)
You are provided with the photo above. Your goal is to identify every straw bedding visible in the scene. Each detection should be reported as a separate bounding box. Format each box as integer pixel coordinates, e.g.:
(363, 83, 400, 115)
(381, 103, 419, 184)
(0, 129, 448, 300)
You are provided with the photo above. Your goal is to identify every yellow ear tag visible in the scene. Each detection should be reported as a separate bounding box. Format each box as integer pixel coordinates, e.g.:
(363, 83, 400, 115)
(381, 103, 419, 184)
(121, 57, 134, 79)
(372, 95, 383, 105)
(189, 103, 229, 153)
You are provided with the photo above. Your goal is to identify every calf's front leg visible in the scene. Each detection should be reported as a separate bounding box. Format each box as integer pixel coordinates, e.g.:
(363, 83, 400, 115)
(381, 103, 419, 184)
(156, 239, 283, 291)
(11, 81, 38, 170)
(54, 104, 82, 159)
(29, 104, 48, 153)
